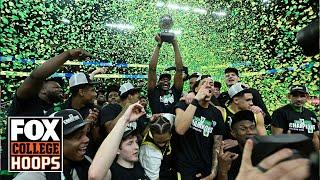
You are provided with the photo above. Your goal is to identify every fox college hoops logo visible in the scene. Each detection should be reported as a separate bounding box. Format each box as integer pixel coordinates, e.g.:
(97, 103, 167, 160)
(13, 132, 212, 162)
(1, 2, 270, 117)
(8, 117, 63, 172)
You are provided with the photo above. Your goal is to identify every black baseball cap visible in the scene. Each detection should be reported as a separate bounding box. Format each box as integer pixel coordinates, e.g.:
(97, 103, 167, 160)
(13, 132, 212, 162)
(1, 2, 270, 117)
(159, 73, 171, 81)
(189, 72, 201, 79)
(289, 85, 309, 94)
(225, 67, 239, 76)
(50, 109, 90, 135)
(123, 122, 138, 139)
(231, 110, 256, 128)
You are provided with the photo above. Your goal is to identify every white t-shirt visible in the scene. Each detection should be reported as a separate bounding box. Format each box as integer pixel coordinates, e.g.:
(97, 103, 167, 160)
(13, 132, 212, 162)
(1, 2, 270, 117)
(139, 144, 163, 180)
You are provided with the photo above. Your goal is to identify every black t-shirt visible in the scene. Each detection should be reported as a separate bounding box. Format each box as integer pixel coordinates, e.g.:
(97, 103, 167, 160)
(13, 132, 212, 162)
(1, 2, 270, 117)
(210, 96, 221, 106)
(110, 161, 149, 180)
(173, 101, 226, 178)
(99, 103, 149, 135)
(99, 103, 122, 126)
(227, 146, 242, 180)
(148, 86, 182, 114)
(272, 104, 319, 138)
(8, 94, 53, 116)
(219, 88, 272, 125)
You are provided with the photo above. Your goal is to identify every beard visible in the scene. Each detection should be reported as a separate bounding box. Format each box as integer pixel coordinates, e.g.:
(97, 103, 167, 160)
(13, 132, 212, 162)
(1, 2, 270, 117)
(47, 91, 64, 103)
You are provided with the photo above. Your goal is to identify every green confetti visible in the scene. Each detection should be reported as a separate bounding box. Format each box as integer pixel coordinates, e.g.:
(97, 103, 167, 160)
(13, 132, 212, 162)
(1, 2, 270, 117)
(1, 17, 9, 24)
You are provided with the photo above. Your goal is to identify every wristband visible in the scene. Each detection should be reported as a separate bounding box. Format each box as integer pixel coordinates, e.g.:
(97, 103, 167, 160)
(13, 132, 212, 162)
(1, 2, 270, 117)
(191, 99, 200, 107)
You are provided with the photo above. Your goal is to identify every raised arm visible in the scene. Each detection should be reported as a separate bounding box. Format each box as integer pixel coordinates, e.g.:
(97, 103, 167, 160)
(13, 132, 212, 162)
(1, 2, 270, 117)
(312, 131, 320, 150)
(255, 112, 267, 135)
(172, 39, 183, 90)
(148, 35, 162, 90)
(175, 83, 208, 135)
(89, 103, 145, 180)
(89, 68, 107, 80)
(17, 49, 91, 99)
(104, 104, 131, 133)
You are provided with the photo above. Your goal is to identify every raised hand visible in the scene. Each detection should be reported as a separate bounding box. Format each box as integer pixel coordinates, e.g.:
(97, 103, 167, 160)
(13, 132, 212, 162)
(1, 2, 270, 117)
(219, 142, 239, 175)
(67, 48, 93, 60)
(195, 81, 210, 101)
(249, 105, 263, 114)
(122, 102, 146, 123)
(223, 139, 239, 150)
(86, 108, 99, 124)
(155, 34, 163, 45)
(149, 113, 163, 123)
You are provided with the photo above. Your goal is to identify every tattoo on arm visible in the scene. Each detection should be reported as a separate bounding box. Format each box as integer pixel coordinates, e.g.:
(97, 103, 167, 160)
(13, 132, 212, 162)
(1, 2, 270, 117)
(212, 135, 223, 171)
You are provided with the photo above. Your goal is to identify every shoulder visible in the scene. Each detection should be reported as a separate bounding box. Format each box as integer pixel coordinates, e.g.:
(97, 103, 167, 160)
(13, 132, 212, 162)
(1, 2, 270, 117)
(148, 86, 160, 92)
(84, 155, 93, 163)
(171, 85, 182, 92)
(213, 105, 224, 112)
(102, 103, 121, 111)
(46, 102, 67, 115)
(140, 144, 162, 159)
(274, 105, 290, 113)
(209, 104, 223, 115)
(13, 172, 46, 180)
(303, 107, 317, 116)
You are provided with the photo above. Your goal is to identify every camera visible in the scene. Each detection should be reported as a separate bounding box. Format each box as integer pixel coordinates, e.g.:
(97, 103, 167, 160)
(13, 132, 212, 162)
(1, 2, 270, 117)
(251, 134, 318, 180)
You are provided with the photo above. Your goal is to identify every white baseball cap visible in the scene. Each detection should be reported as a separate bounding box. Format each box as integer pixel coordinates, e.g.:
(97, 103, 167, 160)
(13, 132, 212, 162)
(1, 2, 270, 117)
(119, 82, 140, 97)
(228, 82, 250, 98)
(69, 73, 97, 88)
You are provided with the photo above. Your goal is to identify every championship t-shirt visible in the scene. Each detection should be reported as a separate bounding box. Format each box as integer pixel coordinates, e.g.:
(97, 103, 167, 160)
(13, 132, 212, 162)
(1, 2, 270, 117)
(148, 86, 182, 114)
(272, 104, 319, 138)
(173, 101, 226, 178)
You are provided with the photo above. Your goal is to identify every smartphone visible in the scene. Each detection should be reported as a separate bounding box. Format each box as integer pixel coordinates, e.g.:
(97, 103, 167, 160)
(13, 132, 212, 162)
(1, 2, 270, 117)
(250, 134, 314, 166)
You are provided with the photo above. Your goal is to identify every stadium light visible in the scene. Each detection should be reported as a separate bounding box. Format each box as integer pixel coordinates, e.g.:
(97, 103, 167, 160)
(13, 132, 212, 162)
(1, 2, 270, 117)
(212, 11, 227, 16)
(105, 23, 135, 30)
(193, 8, 207, 15)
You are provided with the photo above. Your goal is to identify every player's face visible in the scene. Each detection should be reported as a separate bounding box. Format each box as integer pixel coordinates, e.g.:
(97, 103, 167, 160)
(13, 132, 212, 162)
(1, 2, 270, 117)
(225, 72, 240, 87)
(64, 125, 90, 161)
(232, 120, 257, 146)
(289, 92, 308, 108)
(153, 132, 171, 148)
(119, 135, 139, 162)
(159, 77, 170, 91)
(196, 77, 214, 102)
(108, 91, 120, 104)
(237, 93, 254, 110)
